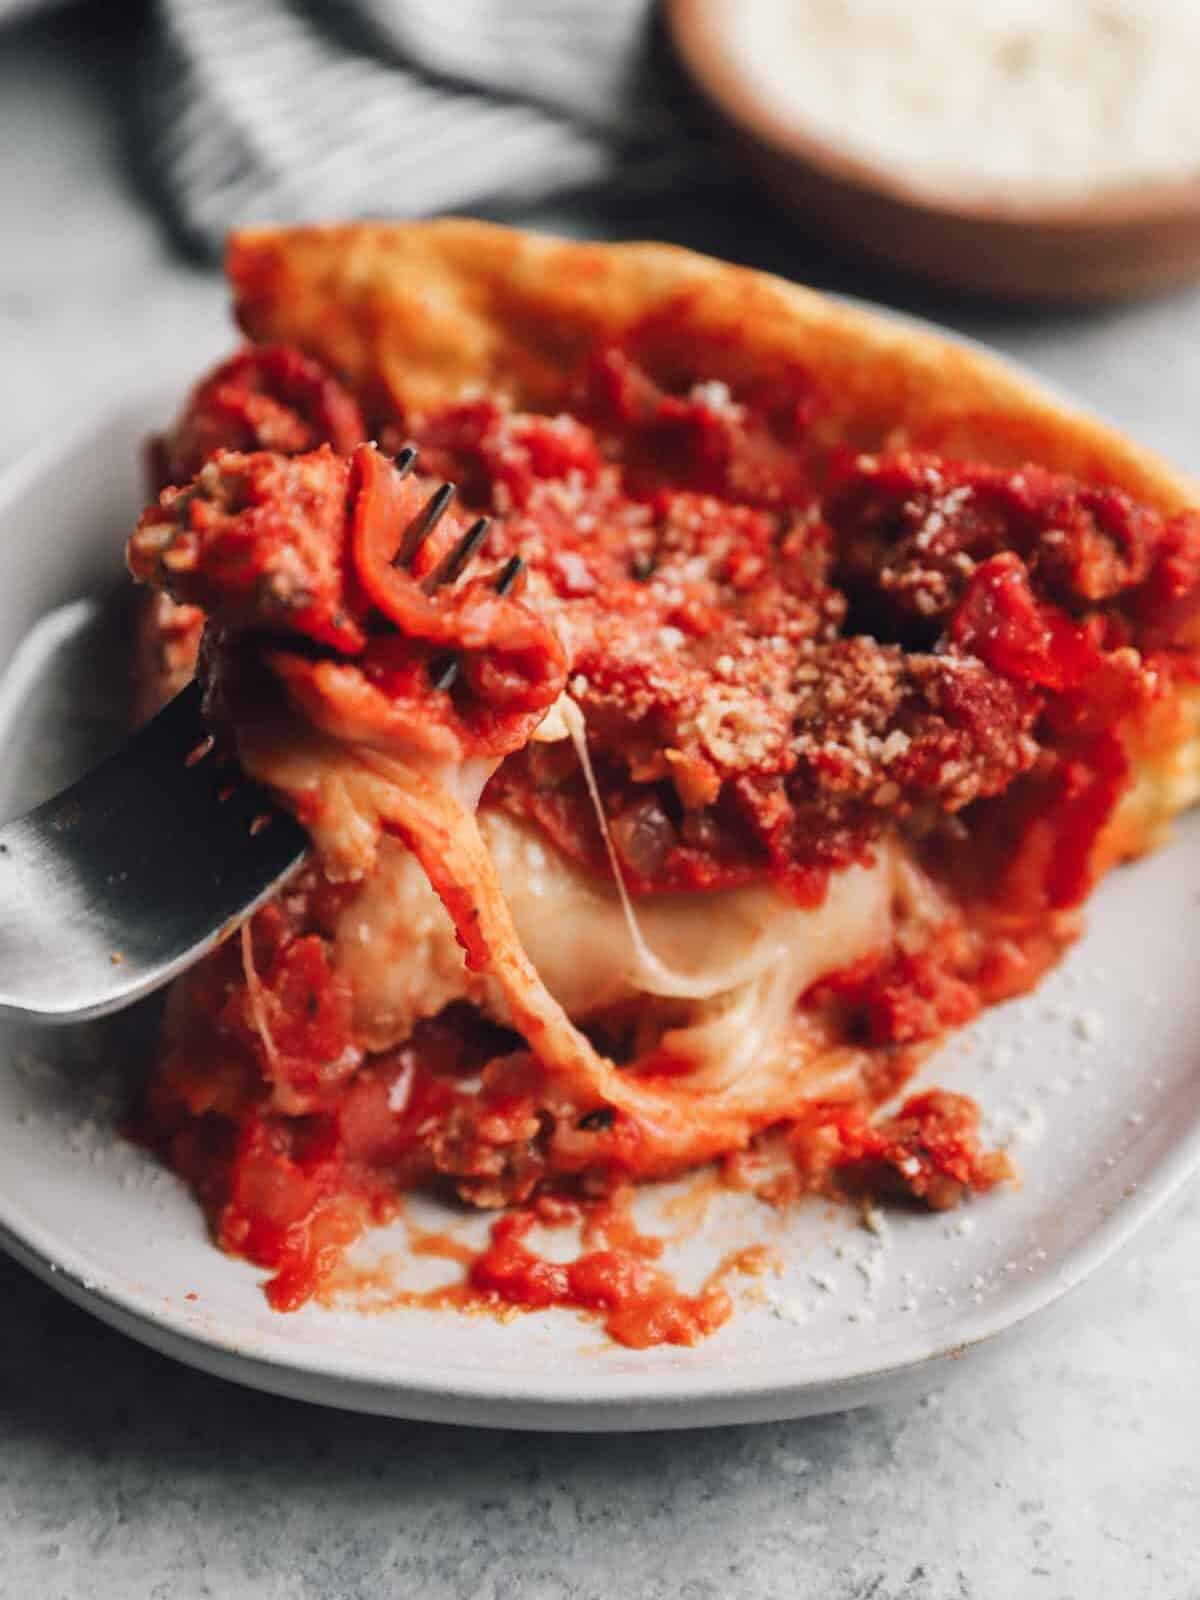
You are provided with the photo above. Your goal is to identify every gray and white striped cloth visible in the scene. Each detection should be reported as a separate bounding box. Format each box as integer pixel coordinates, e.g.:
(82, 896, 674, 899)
(132, 0, 703, 255)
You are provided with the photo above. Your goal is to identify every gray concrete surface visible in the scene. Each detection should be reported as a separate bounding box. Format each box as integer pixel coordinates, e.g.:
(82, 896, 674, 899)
(1, 8, 1198, 1597)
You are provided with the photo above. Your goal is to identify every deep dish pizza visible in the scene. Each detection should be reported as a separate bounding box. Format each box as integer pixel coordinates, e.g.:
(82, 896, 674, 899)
(127, 222, 1200, 1347)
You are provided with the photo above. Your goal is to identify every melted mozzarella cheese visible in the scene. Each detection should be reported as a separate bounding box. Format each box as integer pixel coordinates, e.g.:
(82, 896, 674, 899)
(242, 702, 898, 1082)
(333, 811, 894, 1066)
(655, 852, 893, 1088)
(334, 831, 488, 1051)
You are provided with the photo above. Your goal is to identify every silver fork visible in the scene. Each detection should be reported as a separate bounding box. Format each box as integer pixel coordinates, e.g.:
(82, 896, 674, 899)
(0, 467, 518, 1024)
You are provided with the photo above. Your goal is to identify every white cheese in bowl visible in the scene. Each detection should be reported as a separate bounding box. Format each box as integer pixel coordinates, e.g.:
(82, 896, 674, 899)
(730, 0, 1200, 202)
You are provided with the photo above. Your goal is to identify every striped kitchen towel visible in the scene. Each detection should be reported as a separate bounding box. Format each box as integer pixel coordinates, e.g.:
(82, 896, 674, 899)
(136, 0, 706, 255)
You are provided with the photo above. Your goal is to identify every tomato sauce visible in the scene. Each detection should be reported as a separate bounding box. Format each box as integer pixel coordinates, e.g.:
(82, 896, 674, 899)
(321, 1187, 779, 1349)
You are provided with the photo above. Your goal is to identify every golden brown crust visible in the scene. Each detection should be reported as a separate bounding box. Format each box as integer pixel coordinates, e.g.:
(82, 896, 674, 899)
(228, 219, 1200, 513)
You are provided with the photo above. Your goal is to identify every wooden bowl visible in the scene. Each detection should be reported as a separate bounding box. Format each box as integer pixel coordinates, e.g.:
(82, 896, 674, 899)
(666, 0, 1200, 303)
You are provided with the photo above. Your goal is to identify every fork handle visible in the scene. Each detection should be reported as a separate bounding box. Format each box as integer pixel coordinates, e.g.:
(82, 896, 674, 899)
(0, 683, 306, 1024)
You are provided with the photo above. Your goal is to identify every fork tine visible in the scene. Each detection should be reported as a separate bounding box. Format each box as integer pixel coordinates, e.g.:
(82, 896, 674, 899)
(393, 444, 418, 479)
(493, 554, 524, 597)
(428, 654, 459, 693)
(392, 482, 456, 569)
(427, 555, 526, 693)
(423, 516, 490, 593)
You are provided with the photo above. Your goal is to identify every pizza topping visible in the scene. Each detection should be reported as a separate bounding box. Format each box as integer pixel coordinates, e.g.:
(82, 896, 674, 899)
(155, 344, 366, 489)
(137, 340, 1200, 927)
(829, 450, 1200, 643)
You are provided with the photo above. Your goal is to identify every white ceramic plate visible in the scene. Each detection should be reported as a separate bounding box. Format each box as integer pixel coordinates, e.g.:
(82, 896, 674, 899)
(2, 367, 1199, 1432)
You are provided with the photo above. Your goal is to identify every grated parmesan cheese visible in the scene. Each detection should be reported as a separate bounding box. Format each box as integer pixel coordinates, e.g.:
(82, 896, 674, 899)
(1073, 1008, 1105, 1043)
(767, 1292, 811, 1325)
(732, 0, 1200, 200)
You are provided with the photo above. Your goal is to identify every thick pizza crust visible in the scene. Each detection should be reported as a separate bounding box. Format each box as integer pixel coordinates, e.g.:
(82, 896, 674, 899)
(228, 220, 1200, 514)
(226, 220, 1200, 844)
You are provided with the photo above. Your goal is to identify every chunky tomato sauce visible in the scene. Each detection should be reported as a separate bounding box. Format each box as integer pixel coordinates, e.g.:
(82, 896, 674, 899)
(127, 335, 1200, 1344)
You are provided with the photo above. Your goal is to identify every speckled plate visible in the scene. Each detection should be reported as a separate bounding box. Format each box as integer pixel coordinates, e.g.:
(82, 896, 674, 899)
(2, 360, 1199, 1431)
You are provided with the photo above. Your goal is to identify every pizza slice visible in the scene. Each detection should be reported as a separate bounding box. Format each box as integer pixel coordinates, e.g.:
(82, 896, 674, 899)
(125, 222, 1200, 1344)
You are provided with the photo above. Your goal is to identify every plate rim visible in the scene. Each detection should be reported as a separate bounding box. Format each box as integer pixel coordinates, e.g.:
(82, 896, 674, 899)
(2, 1107, 1198, 1428)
